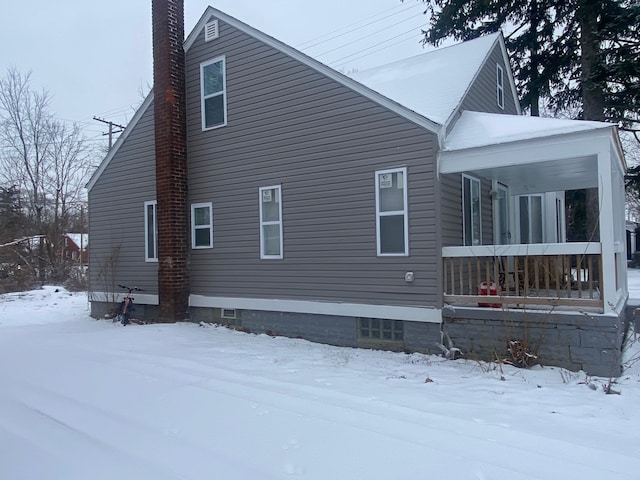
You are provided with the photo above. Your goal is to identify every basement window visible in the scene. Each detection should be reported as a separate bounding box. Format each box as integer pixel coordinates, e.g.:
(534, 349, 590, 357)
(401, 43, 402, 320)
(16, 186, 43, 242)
(192, 202, 213, 249)
(358, 318, 404, 342)
(200, 56, 227, 130)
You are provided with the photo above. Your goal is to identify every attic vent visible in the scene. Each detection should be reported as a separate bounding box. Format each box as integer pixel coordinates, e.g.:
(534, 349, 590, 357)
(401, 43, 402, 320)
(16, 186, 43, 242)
(205, 20, 219, 42)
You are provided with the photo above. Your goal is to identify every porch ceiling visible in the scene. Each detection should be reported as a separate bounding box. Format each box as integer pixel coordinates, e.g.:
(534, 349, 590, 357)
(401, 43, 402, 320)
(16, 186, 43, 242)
(463, 155, 598, 195)
(439, 113, 621, 195)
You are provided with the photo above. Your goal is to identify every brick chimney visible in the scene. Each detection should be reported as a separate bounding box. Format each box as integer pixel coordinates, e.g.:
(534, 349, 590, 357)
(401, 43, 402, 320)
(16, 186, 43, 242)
(152, 0, 189, 322)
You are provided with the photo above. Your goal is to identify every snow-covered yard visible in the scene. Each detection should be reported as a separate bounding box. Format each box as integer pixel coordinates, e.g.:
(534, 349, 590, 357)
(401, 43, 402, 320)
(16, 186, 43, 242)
(1, 280, 639, 480)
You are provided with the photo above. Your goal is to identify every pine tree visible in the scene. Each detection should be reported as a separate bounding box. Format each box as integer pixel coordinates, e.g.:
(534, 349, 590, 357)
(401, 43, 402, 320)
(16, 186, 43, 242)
(0, 185, 21, 243)
(415, 0, 639, 127)
(414, 0, 639, 240)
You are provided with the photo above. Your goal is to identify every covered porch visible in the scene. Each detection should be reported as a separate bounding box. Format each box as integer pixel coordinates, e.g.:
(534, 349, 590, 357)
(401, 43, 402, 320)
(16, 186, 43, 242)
(439, 112, 628, 316)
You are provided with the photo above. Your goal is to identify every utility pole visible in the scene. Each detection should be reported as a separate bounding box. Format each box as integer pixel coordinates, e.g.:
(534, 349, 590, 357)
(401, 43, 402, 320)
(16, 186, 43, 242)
(93, 117, 126, 150)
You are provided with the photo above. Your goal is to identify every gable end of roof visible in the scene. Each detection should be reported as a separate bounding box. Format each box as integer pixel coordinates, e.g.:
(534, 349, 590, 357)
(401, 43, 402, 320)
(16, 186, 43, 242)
(188, 7, 441, 133)
(86, 91, 154, 192)
(443, 32, 521, 130)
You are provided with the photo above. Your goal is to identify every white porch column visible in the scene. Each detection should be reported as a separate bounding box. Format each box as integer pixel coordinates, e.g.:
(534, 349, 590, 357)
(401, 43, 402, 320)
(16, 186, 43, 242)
(598, 147, 617, 312)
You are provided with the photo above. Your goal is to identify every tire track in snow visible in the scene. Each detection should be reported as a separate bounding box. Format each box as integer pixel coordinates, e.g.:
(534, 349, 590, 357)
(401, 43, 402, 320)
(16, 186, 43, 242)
(0, 372, 284, 480)
(97, 348, 639, 480)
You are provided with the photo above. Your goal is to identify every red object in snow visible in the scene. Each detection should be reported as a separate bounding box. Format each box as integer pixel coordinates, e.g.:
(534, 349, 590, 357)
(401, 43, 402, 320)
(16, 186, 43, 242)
(478, 281, 501, 308)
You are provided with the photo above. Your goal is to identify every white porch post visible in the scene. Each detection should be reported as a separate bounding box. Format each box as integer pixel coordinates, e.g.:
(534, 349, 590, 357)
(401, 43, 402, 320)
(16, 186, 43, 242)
(598, 148, 617, 311)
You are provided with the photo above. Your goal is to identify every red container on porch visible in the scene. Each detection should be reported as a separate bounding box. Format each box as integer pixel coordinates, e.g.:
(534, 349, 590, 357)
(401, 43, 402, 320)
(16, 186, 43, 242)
(477, 281, 501, 308)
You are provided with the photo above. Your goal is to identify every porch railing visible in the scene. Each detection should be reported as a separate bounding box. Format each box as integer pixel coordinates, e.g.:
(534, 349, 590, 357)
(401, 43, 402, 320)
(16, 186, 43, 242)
(442, 242, 603, 310)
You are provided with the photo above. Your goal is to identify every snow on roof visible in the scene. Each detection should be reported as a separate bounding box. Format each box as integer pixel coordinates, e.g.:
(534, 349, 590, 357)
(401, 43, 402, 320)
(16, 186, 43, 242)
(443, 111, 613, 151)
(66, 233, 89, 251)
(349, 33, 500, 125)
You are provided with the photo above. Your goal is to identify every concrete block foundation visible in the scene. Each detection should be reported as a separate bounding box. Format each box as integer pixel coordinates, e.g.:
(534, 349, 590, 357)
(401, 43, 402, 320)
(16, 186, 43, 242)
(442, 306, 627, 377)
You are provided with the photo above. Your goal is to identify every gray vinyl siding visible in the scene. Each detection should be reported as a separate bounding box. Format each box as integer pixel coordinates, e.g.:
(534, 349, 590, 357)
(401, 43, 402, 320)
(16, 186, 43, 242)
(184, 16, 439, 307)
(459, 45, 519, 116)
(440, 45, 515, 247)
(440, 173, 493, 247)
(88, 104, 158, 294)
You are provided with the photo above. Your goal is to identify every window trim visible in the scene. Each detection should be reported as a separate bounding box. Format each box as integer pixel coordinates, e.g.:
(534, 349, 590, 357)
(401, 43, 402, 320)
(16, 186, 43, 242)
(496, 64, 505, 109)
(200, 56, 227, 131)
(144, 200, 158, 262)
(259, 185, 283, 260)
(191, 202, 214, 249)
(462, 174, 482, 246)
(515, 194, 545, 244)
(375, 167, 409, 256)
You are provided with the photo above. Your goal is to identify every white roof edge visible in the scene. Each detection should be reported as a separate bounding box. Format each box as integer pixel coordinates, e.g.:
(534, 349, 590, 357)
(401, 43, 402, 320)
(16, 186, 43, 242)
(499, 34, 522, 116)
(439, 124, 626, 181)
(194, 7, 441, 133)
(184, 7, 215, 52)
(88, 6, 443, 192)
(88, 7, 229, 193)
(86, 91, 154, 192)
(442, 32, 520, 131)
(441, 32, 500, 130)
(610, 124, 627, 172)
(443, 120, 617, 155)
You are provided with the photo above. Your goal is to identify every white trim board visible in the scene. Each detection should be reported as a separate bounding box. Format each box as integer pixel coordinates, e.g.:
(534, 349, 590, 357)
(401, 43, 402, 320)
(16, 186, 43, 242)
(88, 292, 442, 323)
(89, 292, 160, 305)
(190, 295, 442, 323)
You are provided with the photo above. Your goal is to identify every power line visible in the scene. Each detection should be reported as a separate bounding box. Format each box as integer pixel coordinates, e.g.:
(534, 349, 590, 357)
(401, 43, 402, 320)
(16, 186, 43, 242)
(313, 13, 424, 59)
(93, 117, 125, 150)
(330, 23, 426, 68)
(296, 2, 417, 51)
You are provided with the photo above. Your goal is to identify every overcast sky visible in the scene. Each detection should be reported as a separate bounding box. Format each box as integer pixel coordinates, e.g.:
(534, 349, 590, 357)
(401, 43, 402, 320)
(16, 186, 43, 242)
(1, 1, 432, 147)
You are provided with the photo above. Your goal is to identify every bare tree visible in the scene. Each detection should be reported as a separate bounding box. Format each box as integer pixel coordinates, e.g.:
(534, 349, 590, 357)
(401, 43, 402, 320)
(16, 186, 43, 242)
(0, 69, 51, 229)
(0, 68, 93, 284)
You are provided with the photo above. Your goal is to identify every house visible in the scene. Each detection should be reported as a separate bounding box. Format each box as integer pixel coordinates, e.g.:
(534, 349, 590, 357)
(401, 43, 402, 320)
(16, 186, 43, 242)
(87, 1, 628, 376)
(64, 233, 89, 265)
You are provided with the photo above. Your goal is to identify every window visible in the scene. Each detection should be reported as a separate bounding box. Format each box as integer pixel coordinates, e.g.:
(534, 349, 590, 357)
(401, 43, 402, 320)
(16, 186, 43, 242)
(260, 185, 283, 259)
(376, 167, 408, 256)
(517, 195, 544, 244)
(358, 318, 404, 342)
(463, 175, 482, 246)
(192, 203, 213, 249)
(496, 64, 505, 109)
(144, 201, 158, 262)
(201, 56, 227, 130)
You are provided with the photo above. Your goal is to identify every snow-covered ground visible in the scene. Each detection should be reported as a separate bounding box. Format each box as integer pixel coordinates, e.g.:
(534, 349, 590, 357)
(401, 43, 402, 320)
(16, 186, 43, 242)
(1, 281, 639, 480)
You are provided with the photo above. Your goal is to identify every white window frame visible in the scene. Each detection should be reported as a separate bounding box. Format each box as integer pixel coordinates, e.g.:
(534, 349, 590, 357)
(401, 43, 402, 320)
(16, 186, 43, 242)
(515, 194, 545, 244)
(191, 202, 213, 249)
(144, 200, 158, 262)
(200, 56, 227, 131)
(259, 185, 283, 259)
(462, 174, 482, 246)
(492, 182, 510, 245)
(496, 64, 505, 109)
(375, 167, 409, 256)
